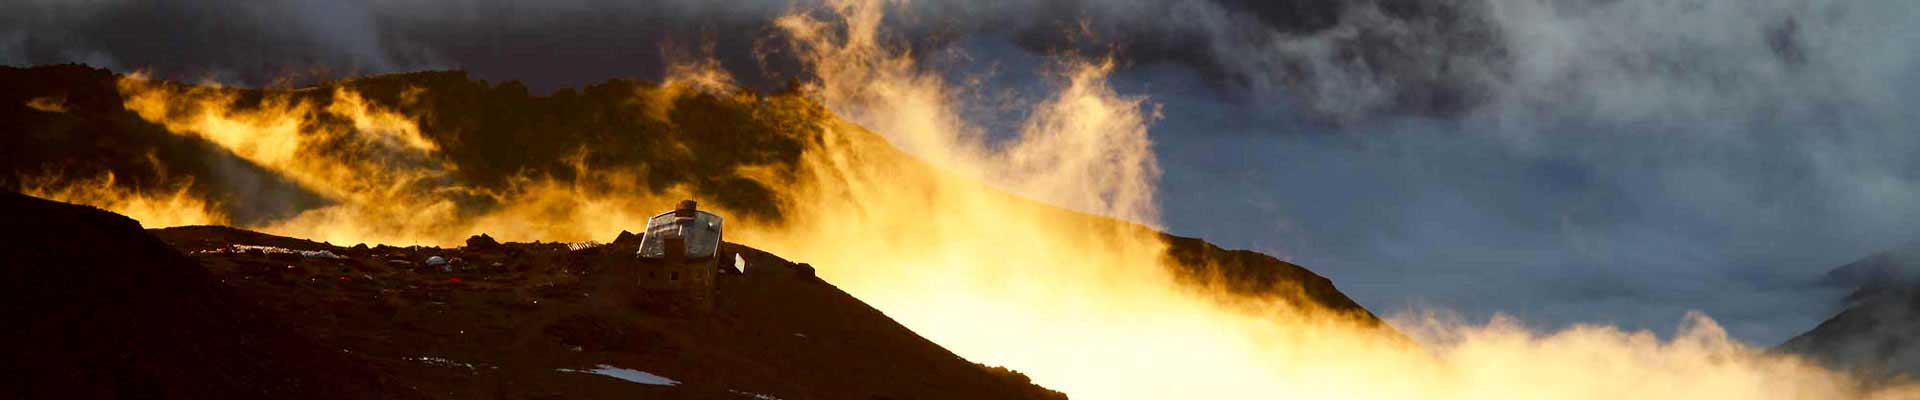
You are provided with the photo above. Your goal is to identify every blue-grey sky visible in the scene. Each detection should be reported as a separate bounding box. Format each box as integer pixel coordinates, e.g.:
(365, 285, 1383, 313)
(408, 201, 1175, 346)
(1110, 0, 1920, 345)
(8, 0, 1918, 345)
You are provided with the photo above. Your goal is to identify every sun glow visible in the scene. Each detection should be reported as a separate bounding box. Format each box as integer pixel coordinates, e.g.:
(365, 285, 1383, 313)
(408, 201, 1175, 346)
(21, 172, 226, 228)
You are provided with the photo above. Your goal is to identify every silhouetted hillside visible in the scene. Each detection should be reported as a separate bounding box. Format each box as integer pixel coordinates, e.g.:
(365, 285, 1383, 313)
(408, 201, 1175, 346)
(0, 192, 418, 399)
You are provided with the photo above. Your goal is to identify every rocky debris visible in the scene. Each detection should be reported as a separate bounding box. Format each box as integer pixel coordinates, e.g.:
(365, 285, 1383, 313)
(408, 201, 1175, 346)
(542, 314, 667, 354)
(464, 234, 501, 250)
(119, 219, 1072, 399)
(194, 244, 345, 259)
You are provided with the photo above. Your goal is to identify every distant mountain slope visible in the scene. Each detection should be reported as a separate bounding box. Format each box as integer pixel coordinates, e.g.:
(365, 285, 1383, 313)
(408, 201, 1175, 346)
(1, 64, 1383, 326)
(0, 64, 801, 223)
(1778, 246, 1920, 380)
(1162, 234, 1384, 323)
(1778, 289, 1920, 381)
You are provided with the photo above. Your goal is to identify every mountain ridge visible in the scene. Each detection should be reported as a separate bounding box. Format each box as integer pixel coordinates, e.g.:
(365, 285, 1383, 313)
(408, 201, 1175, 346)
(1779, 245, 1920, 381)
(2, 63, 1384, 325)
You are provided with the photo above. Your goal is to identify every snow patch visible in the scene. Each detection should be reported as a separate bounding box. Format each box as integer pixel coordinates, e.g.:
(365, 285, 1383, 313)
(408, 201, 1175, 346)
(555, 364, 678, 386)
(729, 389, 783, 399)
(402, 356, 493, 371)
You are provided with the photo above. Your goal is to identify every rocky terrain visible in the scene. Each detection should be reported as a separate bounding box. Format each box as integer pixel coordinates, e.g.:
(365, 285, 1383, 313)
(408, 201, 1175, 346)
(1, 192, 1065, 399)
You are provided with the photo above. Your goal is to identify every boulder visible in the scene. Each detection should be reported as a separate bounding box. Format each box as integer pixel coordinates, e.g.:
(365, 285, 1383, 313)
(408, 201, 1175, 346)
(465, 233, 501, 250)
(792, 262, 816, 279)
(612, 230, 641, 246)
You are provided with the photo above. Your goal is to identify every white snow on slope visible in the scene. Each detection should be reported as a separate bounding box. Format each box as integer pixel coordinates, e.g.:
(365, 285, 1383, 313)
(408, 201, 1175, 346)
(556, 364, 679, 386)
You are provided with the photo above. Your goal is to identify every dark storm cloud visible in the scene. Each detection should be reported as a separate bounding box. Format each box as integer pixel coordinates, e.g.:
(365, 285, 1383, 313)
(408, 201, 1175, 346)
(1, 0, 790, 90)
(0, 0, 1491, 112)
(1, 0, 405, 84)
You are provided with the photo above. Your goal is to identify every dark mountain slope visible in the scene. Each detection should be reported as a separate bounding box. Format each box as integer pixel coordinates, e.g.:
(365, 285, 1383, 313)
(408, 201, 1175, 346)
(0, 65, 331, 224)
(0, 192, 418, 399)
(1779, 247, 1920, 381)
(1163, 234, 1383, 323)
(1778, 289, 1920, 381)
(143, 223, 1065, 399)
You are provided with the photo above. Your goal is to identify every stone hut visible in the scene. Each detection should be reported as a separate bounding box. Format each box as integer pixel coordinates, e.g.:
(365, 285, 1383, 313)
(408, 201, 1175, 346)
(635, 200, 729, 312)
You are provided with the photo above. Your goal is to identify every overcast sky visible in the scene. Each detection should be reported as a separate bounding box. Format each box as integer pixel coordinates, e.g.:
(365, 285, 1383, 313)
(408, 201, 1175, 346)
(8, 0, 1919, 345)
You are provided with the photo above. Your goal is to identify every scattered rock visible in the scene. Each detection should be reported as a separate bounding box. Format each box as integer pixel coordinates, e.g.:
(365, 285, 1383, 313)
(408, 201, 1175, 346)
(792, 263, 816, 279)
(465, 233, 501, 250)
(612, 230, 641, 246)
(543, 314, 664, 353)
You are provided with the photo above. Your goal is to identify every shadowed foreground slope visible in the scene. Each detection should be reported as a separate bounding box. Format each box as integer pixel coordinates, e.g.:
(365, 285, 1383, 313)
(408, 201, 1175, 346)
(0, 192, 1064, 399)
(0, 192, 416, 399)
